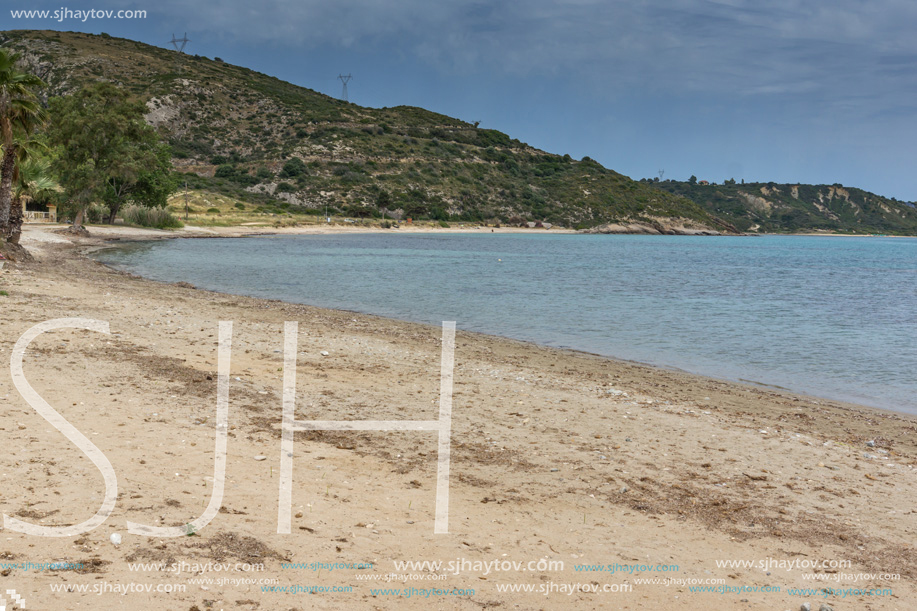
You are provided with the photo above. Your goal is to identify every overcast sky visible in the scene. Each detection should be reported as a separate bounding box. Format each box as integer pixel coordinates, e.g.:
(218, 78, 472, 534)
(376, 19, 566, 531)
(8, 0, 917, 200)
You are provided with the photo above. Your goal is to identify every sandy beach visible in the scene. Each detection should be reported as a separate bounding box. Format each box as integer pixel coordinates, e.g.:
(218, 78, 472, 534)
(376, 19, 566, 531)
(0, 225, 913, 610)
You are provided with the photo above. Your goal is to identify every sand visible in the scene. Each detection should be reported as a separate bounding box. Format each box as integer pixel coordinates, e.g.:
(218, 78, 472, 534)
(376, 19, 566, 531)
(0, 225, 913, 610)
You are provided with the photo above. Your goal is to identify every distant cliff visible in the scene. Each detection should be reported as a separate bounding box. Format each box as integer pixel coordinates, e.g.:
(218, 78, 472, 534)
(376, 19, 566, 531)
(645, 180, 917, 234)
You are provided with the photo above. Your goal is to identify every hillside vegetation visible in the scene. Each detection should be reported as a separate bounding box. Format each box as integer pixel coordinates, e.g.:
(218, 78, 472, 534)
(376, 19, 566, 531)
(646, 180, 917, 235)
(1, 29, 727, 231)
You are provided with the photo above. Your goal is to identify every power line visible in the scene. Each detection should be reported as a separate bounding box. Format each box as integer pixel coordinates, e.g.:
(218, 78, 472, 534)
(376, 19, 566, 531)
(168, 32, 190, 75)
(338, 74, 352, 102)
(169, 32, 190, 53)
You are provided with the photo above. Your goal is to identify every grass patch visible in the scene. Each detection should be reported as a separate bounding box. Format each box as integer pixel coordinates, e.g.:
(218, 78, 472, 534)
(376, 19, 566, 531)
(120, 204, 184, 229)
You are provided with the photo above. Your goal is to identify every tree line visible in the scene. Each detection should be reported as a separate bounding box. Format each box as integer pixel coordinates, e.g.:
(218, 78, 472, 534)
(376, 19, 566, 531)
(0, 48, 176, 248)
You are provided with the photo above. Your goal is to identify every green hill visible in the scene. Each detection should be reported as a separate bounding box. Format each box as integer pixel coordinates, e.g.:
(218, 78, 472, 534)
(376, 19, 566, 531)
(644, 179, 917, 235)
(1, 29, 727, 231)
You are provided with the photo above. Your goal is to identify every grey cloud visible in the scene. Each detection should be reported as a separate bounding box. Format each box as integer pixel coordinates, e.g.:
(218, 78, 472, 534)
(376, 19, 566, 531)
(107, 0, 916, 115)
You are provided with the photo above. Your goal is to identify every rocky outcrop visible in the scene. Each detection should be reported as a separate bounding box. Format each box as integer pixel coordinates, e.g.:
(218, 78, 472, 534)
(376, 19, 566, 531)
(579, 222, 721, 235)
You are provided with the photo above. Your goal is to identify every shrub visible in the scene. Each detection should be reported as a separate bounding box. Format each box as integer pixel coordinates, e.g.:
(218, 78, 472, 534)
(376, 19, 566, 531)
(120, 204, 183, 229)
(234, 173, 258, 187)
(344, 204, 378, 218)
(215, 164, 259, 186)
(86, 203, 111, 224)
(438, 220, 450, 228)
(206, 207, 221, 214)
(234, 202, 246, 210)
(279, 157, 306, 178)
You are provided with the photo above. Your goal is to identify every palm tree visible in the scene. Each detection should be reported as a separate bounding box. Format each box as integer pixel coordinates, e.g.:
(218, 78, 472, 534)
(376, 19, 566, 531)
(0, 49, 46, 238)
(4, 143, 58, 244)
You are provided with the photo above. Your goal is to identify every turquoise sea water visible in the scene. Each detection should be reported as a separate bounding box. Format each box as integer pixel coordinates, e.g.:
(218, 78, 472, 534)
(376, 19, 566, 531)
(96, 234, 917, 413)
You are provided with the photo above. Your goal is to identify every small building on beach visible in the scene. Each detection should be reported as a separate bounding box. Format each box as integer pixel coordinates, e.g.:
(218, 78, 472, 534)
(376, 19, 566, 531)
(23, 200, 57, 223)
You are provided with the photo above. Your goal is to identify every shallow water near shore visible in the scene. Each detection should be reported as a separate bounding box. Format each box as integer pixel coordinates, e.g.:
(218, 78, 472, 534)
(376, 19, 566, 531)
(96, 233, 917, 413)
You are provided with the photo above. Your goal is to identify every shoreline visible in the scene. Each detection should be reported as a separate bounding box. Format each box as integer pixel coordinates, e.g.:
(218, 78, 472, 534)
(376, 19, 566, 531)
(3, 225, 915, 609)
(84, 224, 912, 417)
(18, 223, 917, 448)
(24, 221, 917, 244)
(87, 253, 917, 419)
